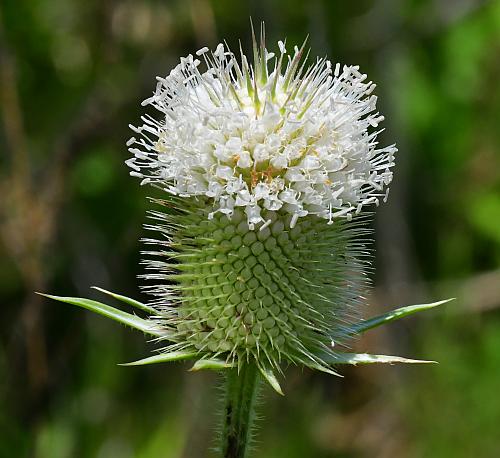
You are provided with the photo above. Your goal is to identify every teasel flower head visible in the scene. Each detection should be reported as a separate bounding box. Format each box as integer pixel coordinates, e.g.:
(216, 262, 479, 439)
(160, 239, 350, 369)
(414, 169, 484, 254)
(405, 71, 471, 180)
(44, 27, 451, 396)
(123, 26, 399, 391)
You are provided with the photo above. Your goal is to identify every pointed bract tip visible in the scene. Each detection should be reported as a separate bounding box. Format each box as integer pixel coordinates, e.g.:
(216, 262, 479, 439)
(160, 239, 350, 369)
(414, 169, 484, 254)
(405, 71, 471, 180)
(190, 358, 233, 372)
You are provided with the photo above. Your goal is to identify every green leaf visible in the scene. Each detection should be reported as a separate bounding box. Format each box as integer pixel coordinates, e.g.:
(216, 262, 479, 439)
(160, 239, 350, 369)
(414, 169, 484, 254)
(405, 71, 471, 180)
(39, 293, 164, 337)
(120, 351, 198, 366)
(328, 353, 436, 365)
(91, 286, 157, 314)
(258, 366, 284, 396)
(349, 298, 454, 335)
(189, 358, 233, 371)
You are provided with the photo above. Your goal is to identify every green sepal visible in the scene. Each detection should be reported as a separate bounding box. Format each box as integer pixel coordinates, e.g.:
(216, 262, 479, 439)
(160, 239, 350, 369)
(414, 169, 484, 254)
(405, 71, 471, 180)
(349, 298, 454, 335)
(119, 351, 198, 366)
(39, 293, 163, 337)
(258, 366, 284, 396)
(190, 358, 233, 371)
(327, 352, 436, 365)
(91, 286, 157, 314)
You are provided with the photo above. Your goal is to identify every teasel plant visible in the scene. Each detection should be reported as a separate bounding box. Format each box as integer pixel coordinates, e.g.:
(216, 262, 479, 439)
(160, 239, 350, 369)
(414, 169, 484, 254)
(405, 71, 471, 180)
(42, 24, 453, 458)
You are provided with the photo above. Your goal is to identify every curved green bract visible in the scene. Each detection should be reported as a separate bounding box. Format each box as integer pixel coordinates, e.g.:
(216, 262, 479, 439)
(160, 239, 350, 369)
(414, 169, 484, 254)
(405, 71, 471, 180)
(326, 352, 436, 365)
(190, 358, 233, 371)
(120, 351, 197, 366)
(39, 293, 163, 337)
(258, 366, 283, 396)
(348, 298, 454, 335)
(91, 286, 157, 314)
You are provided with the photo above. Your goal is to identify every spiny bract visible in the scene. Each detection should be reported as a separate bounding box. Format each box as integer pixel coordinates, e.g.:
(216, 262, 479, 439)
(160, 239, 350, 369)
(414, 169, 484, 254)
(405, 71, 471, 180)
(127, 26, 395, 386)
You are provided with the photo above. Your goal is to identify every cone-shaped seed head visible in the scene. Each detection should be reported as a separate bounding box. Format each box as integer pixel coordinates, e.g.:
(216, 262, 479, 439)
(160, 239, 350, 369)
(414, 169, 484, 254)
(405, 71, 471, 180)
(143, 200, 369, 373)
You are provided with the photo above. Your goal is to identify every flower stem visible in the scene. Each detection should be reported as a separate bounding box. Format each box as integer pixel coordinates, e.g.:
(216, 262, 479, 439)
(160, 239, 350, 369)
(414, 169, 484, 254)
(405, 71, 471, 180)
(221, 363, 260, 458)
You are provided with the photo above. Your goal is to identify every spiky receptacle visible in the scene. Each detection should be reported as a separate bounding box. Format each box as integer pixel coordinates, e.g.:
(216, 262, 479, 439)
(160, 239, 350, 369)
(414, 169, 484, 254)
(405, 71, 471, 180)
(144, 197, 370, 376)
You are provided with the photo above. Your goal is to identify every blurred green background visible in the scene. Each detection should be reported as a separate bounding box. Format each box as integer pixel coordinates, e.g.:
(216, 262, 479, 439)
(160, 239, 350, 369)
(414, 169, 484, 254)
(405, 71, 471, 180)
(1, 0, 500, 457)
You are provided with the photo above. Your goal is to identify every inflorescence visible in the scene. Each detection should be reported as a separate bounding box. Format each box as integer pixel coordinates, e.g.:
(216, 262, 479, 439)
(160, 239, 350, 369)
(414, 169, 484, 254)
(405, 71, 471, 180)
(125, 26, 397, 383)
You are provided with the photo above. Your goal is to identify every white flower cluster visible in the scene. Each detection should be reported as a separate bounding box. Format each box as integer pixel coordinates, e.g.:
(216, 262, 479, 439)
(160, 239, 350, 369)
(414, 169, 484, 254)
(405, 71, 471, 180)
(127, 36, 396, 228)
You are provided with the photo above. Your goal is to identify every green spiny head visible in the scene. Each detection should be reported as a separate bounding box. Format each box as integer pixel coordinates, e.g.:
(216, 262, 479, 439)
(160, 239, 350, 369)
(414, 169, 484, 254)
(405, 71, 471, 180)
(143, 197, 369, 376)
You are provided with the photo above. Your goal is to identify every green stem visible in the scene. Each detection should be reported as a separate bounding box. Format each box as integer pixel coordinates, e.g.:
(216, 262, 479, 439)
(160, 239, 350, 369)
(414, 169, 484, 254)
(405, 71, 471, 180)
(221, 363, 260, 458)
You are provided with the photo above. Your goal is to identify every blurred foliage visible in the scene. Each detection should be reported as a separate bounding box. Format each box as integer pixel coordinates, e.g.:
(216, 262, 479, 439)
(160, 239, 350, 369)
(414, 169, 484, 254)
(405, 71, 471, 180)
(1, 0, 499, 457)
